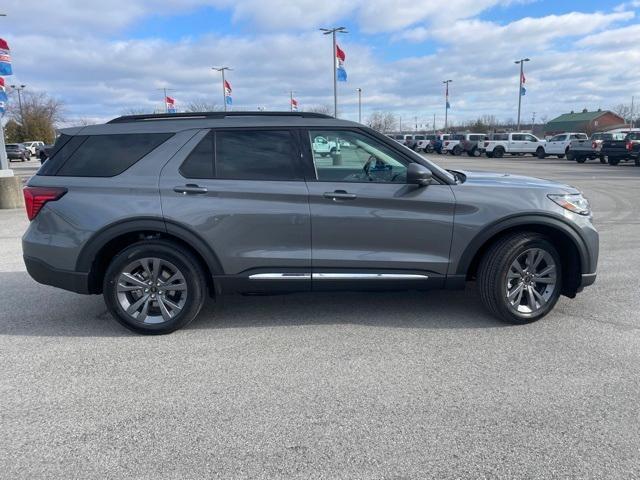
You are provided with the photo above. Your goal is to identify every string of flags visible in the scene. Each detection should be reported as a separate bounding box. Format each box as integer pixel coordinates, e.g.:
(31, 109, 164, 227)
(224, 79, 232, 106)
(0, 38, 12, 114)
(336, 44, 347, 82)
(165, 96, 176, 113)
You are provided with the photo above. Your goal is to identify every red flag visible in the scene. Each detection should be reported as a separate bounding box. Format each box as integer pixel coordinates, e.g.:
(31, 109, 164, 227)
(165, 96, 175, 105)
(336, 44, 346, 62)
(0, 38, 9, 51)
(521, 71, 526, 84)
(291, 98, 298, 111)
(224, 80, 232, 94)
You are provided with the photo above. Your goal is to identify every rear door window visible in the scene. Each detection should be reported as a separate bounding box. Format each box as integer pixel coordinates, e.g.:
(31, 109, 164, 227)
(215, 130, 301, 181)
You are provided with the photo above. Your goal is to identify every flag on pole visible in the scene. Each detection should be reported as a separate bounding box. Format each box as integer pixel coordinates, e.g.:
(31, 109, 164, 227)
(0, 77, 7, 102)
(224, 80, 233, 105)
(165, 96, 177, 113)
(336, 44, 347, 82)
(291, 98, 298, 111)
(520, 71, 526, 96)
(0, 39, 12, 76)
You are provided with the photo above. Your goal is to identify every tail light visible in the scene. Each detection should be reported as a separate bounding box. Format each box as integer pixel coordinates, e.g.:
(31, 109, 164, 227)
(484, 141, 489, 147)
(592, 141, 597, 149)
(626, 141, 633, 151)
(444, 141, 449, 146)
(23, 186, 67, 221)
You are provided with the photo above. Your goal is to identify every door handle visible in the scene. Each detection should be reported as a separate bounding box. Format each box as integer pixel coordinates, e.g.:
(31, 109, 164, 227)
(173, 184, 208, 195)
(323, 190, 357, 200)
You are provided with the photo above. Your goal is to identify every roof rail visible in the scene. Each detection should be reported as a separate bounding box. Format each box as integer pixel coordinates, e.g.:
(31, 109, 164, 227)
(107, 111, 334, 124)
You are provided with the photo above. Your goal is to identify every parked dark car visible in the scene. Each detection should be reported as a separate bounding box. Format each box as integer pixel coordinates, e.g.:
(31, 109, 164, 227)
(5, 143, 30, 162)
(37, 144, 55, 163)
(600, 131, 640, 166)
(22, 111, 598, 334)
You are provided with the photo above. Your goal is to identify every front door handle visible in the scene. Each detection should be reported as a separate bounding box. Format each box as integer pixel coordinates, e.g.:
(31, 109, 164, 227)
(173, 184, 208, 195)
(323, 190, 357, 200)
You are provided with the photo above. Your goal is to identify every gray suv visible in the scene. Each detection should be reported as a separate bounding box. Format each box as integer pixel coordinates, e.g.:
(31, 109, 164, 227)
(22, 112, 598, 334)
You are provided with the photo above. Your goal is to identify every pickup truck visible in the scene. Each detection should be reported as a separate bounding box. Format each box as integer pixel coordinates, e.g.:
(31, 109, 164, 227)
(483, 132, 546, 158)
(600, 131, 640, 166)
(312, 135, 341, 157)
(569, 132, 626, 163)
(442, 134, 467, 155)
(544, 132, 588, 158)
(460, 133, 489, 157)
(417, 134, 449, 154)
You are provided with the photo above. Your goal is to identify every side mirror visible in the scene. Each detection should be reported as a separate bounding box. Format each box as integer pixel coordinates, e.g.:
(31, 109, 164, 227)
(407, 163, 433, 186)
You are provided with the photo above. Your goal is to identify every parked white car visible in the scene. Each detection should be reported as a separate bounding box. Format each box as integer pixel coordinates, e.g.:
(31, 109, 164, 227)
(483, 132, 546, 158)
(544, 133, 588, 158)
(312, 135, 340, 157)
(22, 141, 45, 156)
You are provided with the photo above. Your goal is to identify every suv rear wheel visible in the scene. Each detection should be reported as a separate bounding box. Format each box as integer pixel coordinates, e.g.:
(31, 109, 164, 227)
(536, 147, 546, 159)
(103, 240, 207, 334)
(478, 233, 562, 324)
(493, 147, 505, 158)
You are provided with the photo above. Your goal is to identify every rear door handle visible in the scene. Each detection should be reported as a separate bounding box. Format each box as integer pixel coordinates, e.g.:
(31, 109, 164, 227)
(173, 184, 208, 195)
(323, 190, 357, 200)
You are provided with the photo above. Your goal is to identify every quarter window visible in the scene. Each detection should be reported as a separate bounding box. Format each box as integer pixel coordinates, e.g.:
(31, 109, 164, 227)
(180, 131, 214, 179)
(309, 130, 408, 183)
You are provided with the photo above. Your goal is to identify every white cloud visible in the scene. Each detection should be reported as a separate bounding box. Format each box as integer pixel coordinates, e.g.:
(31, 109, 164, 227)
(2, 1, 639, 127)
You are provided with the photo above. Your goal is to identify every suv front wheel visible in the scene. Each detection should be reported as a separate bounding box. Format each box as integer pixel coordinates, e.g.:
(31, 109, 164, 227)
(478, 233, 562, 324)
(103, 240, 207, 334)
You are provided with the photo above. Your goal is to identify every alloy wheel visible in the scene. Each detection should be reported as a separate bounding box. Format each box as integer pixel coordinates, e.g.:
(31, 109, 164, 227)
(116, 257, 188, 324)
(505, 248, 557, 315)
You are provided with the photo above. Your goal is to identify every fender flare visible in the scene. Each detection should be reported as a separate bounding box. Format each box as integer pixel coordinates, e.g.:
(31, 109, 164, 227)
(75, 217, 224, 276)
(455, 213, 591, 276)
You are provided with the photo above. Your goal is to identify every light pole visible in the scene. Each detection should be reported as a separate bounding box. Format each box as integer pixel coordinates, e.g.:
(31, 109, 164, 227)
(443, 79, 452, 132)
(10, 84, 26, 137)
(0, 13, 8, 172)
(212, 67, 232, 112)
(356, 88, 362, 123)
(157, 87, 175, 113)
(515, 58, 530, 131)
(320, 26, 347, 118)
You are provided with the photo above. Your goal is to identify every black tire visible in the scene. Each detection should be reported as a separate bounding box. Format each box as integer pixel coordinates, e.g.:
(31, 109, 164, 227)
(493, 147, 504, 158)
(452, 145, 462, 156)
(557, 154, 565, 159)
(536, 147, 546, 159)
(576, 157, 586, 164)
(566, 150, 574, 161)
(478, 232, 562, 325)
(103, 240, 207, 334)
(599, 155, 606, 164)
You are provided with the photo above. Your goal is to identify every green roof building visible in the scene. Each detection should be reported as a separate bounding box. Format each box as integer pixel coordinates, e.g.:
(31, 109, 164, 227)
(544, 109, 626, 136)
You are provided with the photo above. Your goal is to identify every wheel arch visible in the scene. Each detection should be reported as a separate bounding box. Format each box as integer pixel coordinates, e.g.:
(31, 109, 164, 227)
(76, 218, 224, 294)
(458, 215, 590, 297)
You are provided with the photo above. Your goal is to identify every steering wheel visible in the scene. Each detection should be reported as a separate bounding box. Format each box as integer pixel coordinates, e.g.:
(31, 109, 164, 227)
(362, 155, 378, 180)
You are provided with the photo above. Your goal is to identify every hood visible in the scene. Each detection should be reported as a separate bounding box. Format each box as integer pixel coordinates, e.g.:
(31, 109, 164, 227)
(457, 170, 579, 193)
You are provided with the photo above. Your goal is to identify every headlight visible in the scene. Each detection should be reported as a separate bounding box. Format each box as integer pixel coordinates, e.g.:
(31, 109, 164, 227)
(548, 193, 591, 216)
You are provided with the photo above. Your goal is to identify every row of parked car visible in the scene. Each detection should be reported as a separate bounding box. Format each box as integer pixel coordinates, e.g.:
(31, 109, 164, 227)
(389, 129, 640, 166)
(4, 141, 50, 162)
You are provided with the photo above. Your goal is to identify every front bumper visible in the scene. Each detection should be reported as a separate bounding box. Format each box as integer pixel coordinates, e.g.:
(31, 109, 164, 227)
(24, 256, 91, 294)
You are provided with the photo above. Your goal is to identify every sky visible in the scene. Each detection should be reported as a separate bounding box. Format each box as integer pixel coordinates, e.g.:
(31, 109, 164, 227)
(2, 0, 640, 128)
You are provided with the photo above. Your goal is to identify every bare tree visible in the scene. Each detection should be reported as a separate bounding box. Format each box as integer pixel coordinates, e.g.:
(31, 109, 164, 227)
(304, 104, 331, 115)
(185, 100, 222, 112)
(121, 107, 153, 115)
(613, 103, 632, 122)
(6, 90, 63, 143)
(366, 111, 397, 133)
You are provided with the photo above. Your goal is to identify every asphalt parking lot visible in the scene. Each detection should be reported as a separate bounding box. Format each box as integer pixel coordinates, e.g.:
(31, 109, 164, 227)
(1, 155, 639, 479)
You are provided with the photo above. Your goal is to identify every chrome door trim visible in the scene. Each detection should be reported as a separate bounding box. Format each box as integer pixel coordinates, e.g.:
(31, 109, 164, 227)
(249, 273, 429, 281)
(249, 273, 311, 280)
(313, 273, 429, 280)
